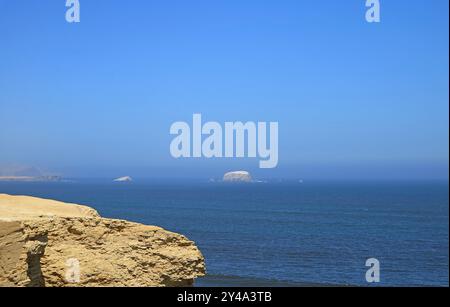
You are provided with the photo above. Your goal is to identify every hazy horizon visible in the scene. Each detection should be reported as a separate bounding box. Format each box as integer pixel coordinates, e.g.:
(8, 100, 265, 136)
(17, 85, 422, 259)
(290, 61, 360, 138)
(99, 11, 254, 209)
(0, 161, 448, 181)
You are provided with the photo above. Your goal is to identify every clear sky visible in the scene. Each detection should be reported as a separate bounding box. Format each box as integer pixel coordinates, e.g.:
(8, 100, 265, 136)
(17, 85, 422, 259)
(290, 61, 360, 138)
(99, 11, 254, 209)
(0, 0, 448, 180)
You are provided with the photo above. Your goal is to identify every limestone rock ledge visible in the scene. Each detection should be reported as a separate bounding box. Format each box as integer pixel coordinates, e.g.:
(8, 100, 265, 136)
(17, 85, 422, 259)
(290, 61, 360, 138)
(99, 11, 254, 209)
(0, 194, 205, 287)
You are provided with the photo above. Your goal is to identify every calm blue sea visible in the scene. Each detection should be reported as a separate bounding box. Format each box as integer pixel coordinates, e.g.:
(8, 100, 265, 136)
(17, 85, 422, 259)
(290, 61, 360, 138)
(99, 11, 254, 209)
(0, 180, 448, 287)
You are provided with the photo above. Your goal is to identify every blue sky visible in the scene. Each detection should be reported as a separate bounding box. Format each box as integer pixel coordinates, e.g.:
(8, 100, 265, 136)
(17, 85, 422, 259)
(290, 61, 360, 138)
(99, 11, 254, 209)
(0, 0, 448, 179)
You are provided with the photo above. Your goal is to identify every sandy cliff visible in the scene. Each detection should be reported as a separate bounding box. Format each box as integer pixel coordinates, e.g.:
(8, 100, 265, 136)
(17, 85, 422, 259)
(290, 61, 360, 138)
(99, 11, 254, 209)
(0, 194, 205, 287)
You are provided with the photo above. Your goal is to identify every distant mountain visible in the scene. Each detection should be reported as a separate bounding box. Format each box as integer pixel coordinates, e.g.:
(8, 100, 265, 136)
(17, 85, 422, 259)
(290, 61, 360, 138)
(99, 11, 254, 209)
(0, 165, 62, 181)
(0, 165, 43, 177)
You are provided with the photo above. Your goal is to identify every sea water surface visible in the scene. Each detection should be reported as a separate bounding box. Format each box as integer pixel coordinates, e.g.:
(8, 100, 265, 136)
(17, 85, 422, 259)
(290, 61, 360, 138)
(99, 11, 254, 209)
(0, 180, 448, 286)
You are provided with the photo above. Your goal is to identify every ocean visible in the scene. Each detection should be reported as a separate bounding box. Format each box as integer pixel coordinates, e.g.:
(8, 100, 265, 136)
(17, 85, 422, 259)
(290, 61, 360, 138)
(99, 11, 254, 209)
(0, 180, 448, 287)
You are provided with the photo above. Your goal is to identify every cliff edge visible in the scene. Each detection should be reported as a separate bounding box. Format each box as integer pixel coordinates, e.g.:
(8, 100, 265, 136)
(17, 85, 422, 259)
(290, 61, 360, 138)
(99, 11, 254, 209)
(0, 194, 205, 287)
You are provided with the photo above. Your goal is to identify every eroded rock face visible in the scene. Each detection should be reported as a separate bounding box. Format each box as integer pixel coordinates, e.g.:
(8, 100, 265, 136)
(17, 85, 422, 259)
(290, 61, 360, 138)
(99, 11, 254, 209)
(223, 171, 252, 183)
(0, 194, 205, 287)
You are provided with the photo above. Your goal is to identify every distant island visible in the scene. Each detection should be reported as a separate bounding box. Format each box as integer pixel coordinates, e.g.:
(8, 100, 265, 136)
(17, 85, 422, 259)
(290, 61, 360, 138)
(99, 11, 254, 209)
(113, 176, 133, 182)
(0, 176, 62, 182)
(223, 171, 252, 183)
(0, 165, 62, 182)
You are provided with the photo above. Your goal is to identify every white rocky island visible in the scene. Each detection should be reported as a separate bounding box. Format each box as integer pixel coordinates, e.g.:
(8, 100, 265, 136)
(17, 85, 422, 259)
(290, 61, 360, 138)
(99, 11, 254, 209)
(113, 176, 133, 182)
(223, 171, 252, 183)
